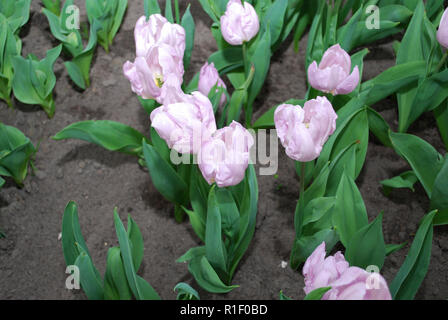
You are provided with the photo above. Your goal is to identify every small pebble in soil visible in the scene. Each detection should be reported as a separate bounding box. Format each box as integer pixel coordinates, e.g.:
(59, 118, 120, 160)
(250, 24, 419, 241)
(35, 170, 46, 180)
(280, 261, 288, 269)
(78, 161, 86, 169)
(58, 233, 62, 241)
(56, 168, 64, 179)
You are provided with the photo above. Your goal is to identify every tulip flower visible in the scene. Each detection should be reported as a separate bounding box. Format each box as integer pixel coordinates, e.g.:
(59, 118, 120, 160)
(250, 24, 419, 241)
(308, 44, 360, 95)
(220, 0, 260, 45)
(274, 97, 337, 162)
(123, 44, 184, 103)
(303, 242, 392, 300)
(150, 91, 217, 154)
(199, 121, 254, 187)
(134, 14, 186, 59)
(437, 8, 448, 49)
(198, 62, 227, 107)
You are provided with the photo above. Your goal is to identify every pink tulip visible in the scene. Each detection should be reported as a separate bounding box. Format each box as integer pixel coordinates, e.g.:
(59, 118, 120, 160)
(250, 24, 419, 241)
(199, 121, 254, 187)
(437, 8, 448, 49)
(134, 14, 185, 59)
(150, 91, 217, 154)
(123, 44, 184, 103)
(198, 62, 227, 107)
(303, 242, 392, 300)
(308, 44, 360, 95)
(220, 0, 260, 45)
(274, 97, 337, 162)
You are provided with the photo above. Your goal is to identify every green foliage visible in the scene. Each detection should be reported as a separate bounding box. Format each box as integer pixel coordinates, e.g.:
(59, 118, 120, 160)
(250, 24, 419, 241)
(61, 201, 161, 300)
(0, 123, 35, 186)
(85, 0, 128, 53)
(41, 0, 61, 16)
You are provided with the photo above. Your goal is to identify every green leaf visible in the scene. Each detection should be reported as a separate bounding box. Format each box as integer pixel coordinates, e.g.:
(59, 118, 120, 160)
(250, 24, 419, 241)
(205, 186, 228, 279)
(260, 0, 288, 46)
(386, 242, 407, 256)
(0, 123, 35, 185)
(345, 213, 386, 269)
(279, 291, 292, 300)
(61, 201, 91, 266)
(53, 120, 146, 156)
(332, 171, 368, 248)
(174, 282, 200, 300)
(208, 48, 243, 74)
(103, 247, 132, 300)
(0, 176, 4, 188)
(181, 5, 194, 71)
(114, 209, 160, 300)
(144, 0, 161, 18)
(304, 287, 331, 300)
(188, 255, 239, 294)
(389, 131, 444, 197)
(367, 107, 392, 147)
(381, 171, 418, 196)
(434, 102, 448, 149)
(390, 211, 436, 300)
(127, 216, 144, 270)
(431, 157, 448, 225)
(142, 141, 189, 206)
(337, 5, 363, 52)
(75, 249, 104, 300)
(64, 61, 86, 89)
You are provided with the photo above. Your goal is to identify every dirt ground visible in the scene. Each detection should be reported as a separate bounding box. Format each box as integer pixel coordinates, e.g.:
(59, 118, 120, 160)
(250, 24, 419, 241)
(0, 0, 447, 300)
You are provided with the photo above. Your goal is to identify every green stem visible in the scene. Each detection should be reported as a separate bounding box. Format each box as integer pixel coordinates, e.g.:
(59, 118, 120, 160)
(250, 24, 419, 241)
(294, 162, 306, 237)
(174, 0, 180, 24)
(435, 51, 448, 74)
(174, 204, 185, 223)
(242, 42, 249, 76)
(300, 162, 306, 199)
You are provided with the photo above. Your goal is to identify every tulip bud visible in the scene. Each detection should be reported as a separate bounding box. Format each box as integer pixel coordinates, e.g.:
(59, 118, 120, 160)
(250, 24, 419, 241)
(198, 62, 227, 107)
(134, 14, 186, 59)
(274, 97, 337, 162)
(220, 0, 260, 45)
(437, 8, 448, 49)
(123, 44, 184, 103)
(150, 91, 217, 154)
(303, 242, 392, 300)
(307, 44, 360, 95)
(199, 121, 254, 187)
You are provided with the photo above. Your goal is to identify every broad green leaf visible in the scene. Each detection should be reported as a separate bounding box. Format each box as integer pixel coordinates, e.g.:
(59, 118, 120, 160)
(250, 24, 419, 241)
(389, 131, 444, 197)
(181, 5, 194, 71)
(345, 213, 386, 269)
(434, 102, 448, 149)
(260, 0, 288, 46)
(386, 243, 407, 256)
(127, 216, 144, 270)
(61, 201, 91, 266)
(142, 141, 189, 206)
(103, 247, 132, 300)
(390, 211, 436, 300)
(381, 171, 418, 196)
(53, 120, 146, 156)
(114, 209, 160, 300)
(75, 249, 104, 300)
(431, 157, 448, 225)
(144, 0, 161, 18)
(332, 171, 368, 248)
(367, 107, 392, 147)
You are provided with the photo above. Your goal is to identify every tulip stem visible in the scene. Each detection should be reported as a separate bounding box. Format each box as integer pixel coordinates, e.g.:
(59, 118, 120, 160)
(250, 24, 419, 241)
(435, 51, 448, 74)
(174, 0, 180, 24)
(300, 162, 306, 198)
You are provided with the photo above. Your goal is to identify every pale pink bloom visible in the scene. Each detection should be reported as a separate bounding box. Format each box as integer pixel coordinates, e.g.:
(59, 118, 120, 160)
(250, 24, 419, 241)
(150, 91, 216, 154)
(437, 8, 448, 49)
(199, 121, 254, 187)
(308, 44, 360, 95)
(220, 0, 260, 45)
(134, 14, 185, 59)
(198, 62, 227, 107)
(303, 242, 392, 300)
(123, 44, 184, 103)
(274, 97, 337, 162)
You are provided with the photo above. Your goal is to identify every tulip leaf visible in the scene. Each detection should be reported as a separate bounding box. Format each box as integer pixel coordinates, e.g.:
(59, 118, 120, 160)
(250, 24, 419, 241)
(174, 282, 200, 300)
(53, 120, 147, 156)
(0, 176, 4, 188)
(304, 287, 332, 300)
(386, 242, 407, 256)
(434, 102, 448, 149)
(103, 247, 132, 300)
(332, 170, 368, 248)
(144, 0, 161, 18)
(390, 211, 436, 300)
(208, 48, 243, 74)
(367, 107, 392, 147)
(205, 186, 228, 280)
(42, 0, 61, 16)
(181, 5, 194, 71)
(0, 123, 35, 185)
(113, 209, 161, 300)
(61, 201, 91, 266)
(75, 248, 104, 300)
(279, 291, 292, 300)
(381, 171, 418, 196)
(142, 141, 189, 206)
(389, 131, 444, 198)
(345, 213, 386, 270)
(260, 0, 288, 47)
(430, 156, 448, 225)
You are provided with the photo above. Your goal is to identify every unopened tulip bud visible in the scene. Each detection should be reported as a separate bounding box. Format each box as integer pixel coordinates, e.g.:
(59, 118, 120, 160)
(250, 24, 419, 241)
(220, 0, 260, 45)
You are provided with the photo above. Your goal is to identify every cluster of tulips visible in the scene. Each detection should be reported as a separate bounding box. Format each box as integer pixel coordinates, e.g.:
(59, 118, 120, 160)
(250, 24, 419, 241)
(2, 0, 448, 300)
